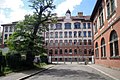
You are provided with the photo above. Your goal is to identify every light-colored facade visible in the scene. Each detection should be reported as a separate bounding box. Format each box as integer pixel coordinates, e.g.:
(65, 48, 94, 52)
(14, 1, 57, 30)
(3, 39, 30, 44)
(1, 11, 94, 63)
(91, 0, 120, 68)
(45, 10, 94, 62)
(1, 22, 17, 48)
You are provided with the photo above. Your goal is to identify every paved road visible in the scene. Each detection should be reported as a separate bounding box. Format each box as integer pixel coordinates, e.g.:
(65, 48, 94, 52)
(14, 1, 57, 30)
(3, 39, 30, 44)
(26, 64, 113, 80)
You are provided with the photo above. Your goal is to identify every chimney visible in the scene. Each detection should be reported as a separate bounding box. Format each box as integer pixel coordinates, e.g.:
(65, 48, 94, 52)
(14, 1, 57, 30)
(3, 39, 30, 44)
(78, 12, 83, 17)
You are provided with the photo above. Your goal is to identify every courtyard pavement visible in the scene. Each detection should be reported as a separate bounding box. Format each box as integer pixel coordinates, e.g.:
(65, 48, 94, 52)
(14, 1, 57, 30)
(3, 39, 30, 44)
(0, 63, 120, 80)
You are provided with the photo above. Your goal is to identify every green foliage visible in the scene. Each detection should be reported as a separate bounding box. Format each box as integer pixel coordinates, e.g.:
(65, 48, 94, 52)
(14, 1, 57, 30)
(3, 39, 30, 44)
(6, 0, 56, 68)
(6, 51, 22, 69)
(40, 53, 48, 63)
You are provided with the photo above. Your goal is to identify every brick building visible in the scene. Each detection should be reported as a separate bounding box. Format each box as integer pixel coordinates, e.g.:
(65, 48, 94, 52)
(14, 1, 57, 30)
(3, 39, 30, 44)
(91, 0, 120, 68)
(45, 10, 94, 63)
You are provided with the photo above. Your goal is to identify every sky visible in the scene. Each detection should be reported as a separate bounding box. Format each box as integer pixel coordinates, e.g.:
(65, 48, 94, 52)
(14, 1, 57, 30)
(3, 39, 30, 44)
(0, 0, 96, 30)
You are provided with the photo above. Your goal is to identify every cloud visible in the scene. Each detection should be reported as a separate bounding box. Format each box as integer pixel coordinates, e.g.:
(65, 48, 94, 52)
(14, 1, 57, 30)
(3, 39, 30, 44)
(54, 0, 83, 16)
(0, 0, 32, 24)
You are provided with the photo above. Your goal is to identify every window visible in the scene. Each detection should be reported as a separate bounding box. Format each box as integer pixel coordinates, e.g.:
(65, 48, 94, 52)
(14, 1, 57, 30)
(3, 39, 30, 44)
(69, 31, 72, 38)
(55, 32, 58, 38)
(60, 40, 63, 46)
(74, 31, 77, 37)
(99, 4, 104, 27)
(46, 32, 49, 38)
(50, 40, 53, 46)
(55, 40, 58, 46)
(69, 49, 72, 54)
(50, 32, 53, 38)
(88, 23, 91, 29)
(59, 32, 63, 38)
(56, 23, 62, 30)
(88, 39, 92, 45)
(5, 26, 8, 32)
(88, 31, 91, 37)
(95, 42, 99, 58)
(79, 49, 82, 54)
(111, 0, 115, 13)
(45, 40, 48, 46)
(74, 22, 80, 29)
(9, 34, 12, 37)
(69, 40, 72, 46)
(78, 39, 82, 45)
(78, 31, 81, 37)
(106, 0, 115, 18)
(55, 49, 58, 54)
(89, 49, 91, 54)
(83, 23, 86, 29)
(9, 26, 13, 32)
(60, 49, 62, 54)
(83, 31, 86, 37)
(50, 24, 54, 30)
(110, 30, 119, 57)
(5, 34, 8, 39)
(94, 22, 98, 33)
(49, 49, 53, 55)
(101, 38, 106, 57)
(84, 49, 87, 54)
(64, 40, 68, 46)
(107, 1, 110, 18)
(60, 58, 62, 61)
(74, 40, 77, 46)
(74, 49, 77, 54)
(84, 40, 87, 45)
(65, 23, 71, 29)
(64, 32, 67, 38)
(65, 49, 68, 54)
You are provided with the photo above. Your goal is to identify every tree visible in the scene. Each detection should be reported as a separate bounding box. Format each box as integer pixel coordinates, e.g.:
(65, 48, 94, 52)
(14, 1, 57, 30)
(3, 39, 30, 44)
(7, 0, 56, 66)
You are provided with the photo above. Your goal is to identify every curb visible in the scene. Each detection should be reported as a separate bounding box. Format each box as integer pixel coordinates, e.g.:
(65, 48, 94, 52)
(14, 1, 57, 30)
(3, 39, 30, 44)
(18, 66, 54, 80)
(88, 65, 119, 80)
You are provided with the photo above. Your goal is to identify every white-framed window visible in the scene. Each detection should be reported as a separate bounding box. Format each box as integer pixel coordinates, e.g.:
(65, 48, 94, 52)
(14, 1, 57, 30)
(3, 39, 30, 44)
(101, 38, 106, 57)
(110, 30, 119, 57)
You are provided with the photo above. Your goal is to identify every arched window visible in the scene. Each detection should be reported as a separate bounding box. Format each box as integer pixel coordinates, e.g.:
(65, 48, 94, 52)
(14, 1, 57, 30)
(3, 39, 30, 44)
(64, 40, 68, 46)
(65, 23, 71, 29)
(74, 31, 77, 37)
(74, 22, 81, 29)
(74, 49, 77, 54)
(55, 40, 58, 46)
(79, 49, 82, 54)
(78, 39, 82, 45)
(56, 23, 62, 30)
(95, 42, 99, 58)
(55, 32, 58, 38)
(59, 40, 63, 46)
(59, 49, 62, 54)
(84, 39, 87, 45)
(64, 49, 68, 54)
(88, 39, 92, 45)
(49, 49, 53, 55)
(55, 49, 58, 54)
(110, 30, 119, 57)
(101, 38, 106, 57)
(50, 40, 53, 46)
(84, 49, 87, 54)
(69, 49, 72, 54)
(74, 40, 77, 46)
(69, 40, 72, 46)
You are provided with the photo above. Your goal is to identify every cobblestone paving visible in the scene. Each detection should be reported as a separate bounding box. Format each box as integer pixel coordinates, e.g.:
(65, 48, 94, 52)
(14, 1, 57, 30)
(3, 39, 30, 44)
(26, 64, 113, 80)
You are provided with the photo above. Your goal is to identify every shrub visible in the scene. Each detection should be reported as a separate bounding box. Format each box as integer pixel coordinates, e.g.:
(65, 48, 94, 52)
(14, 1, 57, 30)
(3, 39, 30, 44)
(6, 51, 21, 70)
(40, 53, 48, 64)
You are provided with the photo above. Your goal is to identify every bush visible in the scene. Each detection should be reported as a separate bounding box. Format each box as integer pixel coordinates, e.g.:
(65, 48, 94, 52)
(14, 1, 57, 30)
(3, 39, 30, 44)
(40, 53, 48, 64)
(6, 51, 21, 70)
